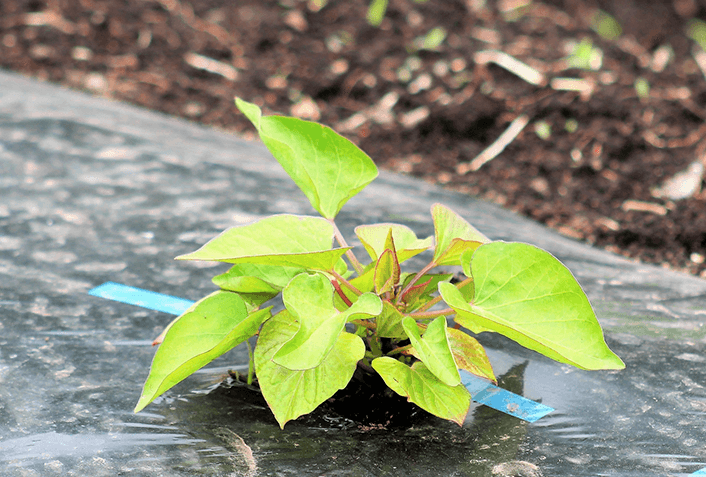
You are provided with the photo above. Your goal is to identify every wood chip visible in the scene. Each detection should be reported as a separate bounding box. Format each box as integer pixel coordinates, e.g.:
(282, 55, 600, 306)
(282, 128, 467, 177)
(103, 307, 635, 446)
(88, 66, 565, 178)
(621, 200, 668, 215)
(399, 106, 430, 129)
(184, 52, 237, 81)
(471, 27, 501, 44)
(650, 161, 704, 200)
(457, 114, 530, 174)
(651, 44, 673, 73)
(336, 92, 400, 132)
(24, 11, 76, 34)
(474, 50, 546, 86)
(693, 47, 706, 81)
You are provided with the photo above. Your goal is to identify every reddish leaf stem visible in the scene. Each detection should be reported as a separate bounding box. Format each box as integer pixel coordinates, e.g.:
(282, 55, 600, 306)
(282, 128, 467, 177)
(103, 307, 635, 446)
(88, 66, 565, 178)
(332, 278, 353, 307)
(330, 219, 365, 274)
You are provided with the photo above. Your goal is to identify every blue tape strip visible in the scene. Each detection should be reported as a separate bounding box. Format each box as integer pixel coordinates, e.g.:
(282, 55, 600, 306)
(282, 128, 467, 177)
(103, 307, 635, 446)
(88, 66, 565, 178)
(460, 370, 554, 422)
(691, 469, 706, 475)
(88, 282, 554, 422)
(88, 282, 194, 315)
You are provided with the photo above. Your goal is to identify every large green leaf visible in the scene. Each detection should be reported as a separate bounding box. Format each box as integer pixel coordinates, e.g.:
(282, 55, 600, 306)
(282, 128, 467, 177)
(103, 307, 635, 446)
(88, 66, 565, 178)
(135, 291, 271, 412)
(446, 327, 496, 384)
(255, 310, 365, 428)
(236, 98, 378, 219)
(176, 214, 349, 271)
(355, 223, 432, 263)
(439, 242, 625, 370)
(273, 273, 382, 370)
(402, 316, 460, 386)
(431, 203, 489, 266)
(372, 357, 470, 425)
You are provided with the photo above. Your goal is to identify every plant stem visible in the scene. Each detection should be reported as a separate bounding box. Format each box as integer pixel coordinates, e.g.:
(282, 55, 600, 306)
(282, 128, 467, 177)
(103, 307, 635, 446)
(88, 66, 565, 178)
(357, 360, 375, 374)
(330, 219, 365, 274)
(395, 260, 436, 305)
(454, 275, 474, 291)
(352, 319, 376, 330)
(386, 344, 413, 356)
(413, 275, 474, 313)
(415, 293, 443, 313)
(408, 307, 455, 319)
(330, 270, 363, 296)
(246, 340, 254, 386)
(331, 278, 353, 306)
(367, 335, 383, 357)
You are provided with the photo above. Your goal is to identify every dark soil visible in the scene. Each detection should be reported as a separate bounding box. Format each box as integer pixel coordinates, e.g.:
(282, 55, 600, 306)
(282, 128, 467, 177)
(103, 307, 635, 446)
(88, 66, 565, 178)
(3, 0, 706, 276)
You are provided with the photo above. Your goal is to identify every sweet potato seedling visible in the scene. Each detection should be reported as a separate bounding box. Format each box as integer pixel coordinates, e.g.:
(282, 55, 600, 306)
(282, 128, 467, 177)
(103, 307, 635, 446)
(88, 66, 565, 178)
(134, 98, 624, 428)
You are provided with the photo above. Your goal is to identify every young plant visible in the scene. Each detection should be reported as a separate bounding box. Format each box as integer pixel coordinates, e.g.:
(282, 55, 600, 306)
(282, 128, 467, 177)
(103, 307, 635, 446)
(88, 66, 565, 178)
(134, 98, 625, 427)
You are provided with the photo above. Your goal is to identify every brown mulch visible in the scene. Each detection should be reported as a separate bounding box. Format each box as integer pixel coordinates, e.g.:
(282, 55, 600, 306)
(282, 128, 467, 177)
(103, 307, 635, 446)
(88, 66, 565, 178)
(3, 0, 706, 277)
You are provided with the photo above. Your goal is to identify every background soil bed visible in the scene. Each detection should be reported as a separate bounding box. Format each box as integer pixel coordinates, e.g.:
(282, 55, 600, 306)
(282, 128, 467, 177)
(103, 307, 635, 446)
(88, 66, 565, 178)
(3, 0, 706, 276)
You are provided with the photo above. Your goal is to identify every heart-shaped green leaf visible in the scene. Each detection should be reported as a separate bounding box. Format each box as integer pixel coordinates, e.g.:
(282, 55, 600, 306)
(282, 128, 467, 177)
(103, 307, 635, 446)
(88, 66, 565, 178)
(255, 310, 365, 428)
(176, 214, 349, 271)
(273, 273, 381, 370)
(355, 223, 433, 263)
(402, 316, 460, 386)
(372, 357, 470, 425)
(135, 291, 270, 412)
(236, 98, 378, 219)
(431, 203, 489, 266)
(440, 242, 625, 370)
(446, 327, 496, 384)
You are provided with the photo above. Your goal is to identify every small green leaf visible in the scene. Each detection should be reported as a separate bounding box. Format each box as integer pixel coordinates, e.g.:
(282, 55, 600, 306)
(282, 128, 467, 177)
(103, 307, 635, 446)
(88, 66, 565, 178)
(377, 301, 407, 338)
(366, 0, 388, 26)
(431, 203, 489, 266)
(215, 274, 278, 295)
(355, 223, 432, 263)
(177, 215, 349, 271)
(420, 27, 447, 50)
(399, 273, 453, 311)
(591, 10, 622, 40)
(255, 310, 365, 428)
(635, 77, 650, 100)
(372, 357, 470, 425)
(402, 316, 460, 386)
(135, 291, 270, 412)
(374, 249, 400, 295)
(214, 263, 303, 292)
(213, 263, 301, 310)
(446, 327, 496, 384)
(460, 248, 474, 278)
(440, 242, 625, 370)
(273, 273, 381, 370)
(688, 18, 706, 51)
(236, 98, 378, 219)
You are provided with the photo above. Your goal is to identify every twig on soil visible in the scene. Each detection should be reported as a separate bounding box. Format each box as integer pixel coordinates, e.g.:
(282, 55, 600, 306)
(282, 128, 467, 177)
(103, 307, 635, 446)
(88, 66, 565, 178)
(621, 200, 668, 215)
(184, 52, 238, 81)
(643, 123, 706, 149)
(457, 114, 530, 174)
(473, 50, 546, 87)
(550, 77, 594, 100)
(336, 91, 399, 132)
